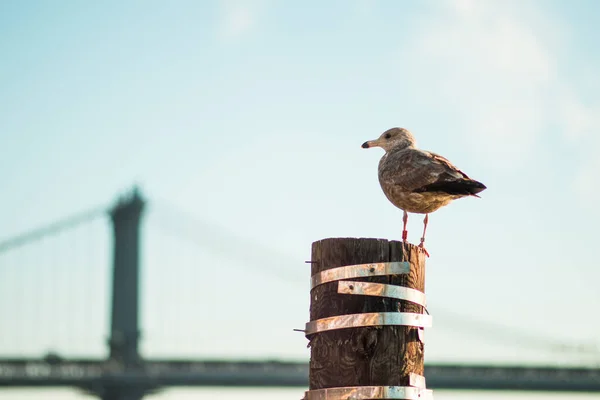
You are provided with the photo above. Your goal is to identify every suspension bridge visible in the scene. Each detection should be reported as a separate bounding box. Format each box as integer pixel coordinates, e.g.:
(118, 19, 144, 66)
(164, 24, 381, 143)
(0, 188, 599, 399)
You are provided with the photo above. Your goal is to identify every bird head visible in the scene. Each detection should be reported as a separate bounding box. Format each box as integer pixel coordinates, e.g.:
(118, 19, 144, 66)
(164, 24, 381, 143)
(362, 127, 416, 152)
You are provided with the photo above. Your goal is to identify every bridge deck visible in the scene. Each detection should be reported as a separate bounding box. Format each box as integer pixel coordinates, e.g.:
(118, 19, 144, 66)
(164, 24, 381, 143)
(1, 359, 599, 392)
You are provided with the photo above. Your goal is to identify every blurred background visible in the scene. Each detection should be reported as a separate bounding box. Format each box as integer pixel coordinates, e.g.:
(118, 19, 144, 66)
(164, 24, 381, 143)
(1, 0, 599, 398)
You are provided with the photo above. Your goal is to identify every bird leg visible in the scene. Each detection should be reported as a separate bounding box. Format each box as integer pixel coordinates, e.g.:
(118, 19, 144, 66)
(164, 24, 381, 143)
(402, 210, 408, 242)
(419, 214, 430, 257)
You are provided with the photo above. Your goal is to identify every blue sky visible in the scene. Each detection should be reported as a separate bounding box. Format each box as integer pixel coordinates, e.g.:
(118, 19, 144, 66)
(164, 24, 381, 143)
(1, 0, 600, 371)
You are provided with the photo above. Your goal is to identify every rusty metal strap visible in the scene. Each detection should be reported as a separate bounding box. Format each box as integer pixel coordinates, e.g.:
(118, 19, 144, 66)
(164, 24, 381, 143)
(310, 262, 410, 289)
(303, 386, 433, 400)
(305, 312, 432, 336)
(337, 281, 426, 307)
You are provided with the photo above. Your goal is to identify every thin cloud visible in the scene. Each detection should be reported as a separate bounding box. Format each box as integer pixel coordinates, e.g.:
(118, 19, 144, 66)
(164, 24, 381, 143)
(383, 0, 600, 214)
(558, 88, 598, 141)
(218, 0, 262, 40)
(559, 88, 600, 209)
(399, 0, 558, 168)
(392, 0, 600, 213)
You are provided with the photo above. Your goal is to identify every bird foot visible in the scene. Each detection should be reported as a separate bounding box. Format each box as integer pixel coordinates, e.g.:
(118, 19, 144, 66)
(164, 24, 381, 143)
(402, 230, 408, 242)
(418, 240, 430, 257)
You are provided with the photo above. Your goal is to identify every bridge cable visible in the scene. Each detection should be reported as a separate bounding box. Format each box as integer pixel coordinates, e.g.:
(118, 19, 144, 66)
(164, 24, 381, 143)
(146, 200, 600, 361)
(0, 206, 108, 255)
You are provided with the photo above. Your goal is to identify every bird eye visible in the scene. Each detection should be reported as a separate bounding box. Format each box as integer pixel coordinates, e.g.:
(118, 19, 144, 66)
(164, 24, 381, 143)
(384, 133, 392, 139)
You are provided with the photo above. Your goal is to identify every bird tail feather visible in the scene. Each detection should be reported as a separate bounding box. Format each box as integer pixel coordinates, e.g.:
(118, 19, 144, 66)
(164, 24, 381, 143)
(414, 179, 487, 197)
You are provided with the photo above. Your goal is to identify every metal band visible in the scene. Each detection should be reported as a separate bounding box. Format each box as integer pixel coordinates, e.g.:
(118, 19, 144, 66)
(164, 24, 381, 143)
(338, 281, 426, 307)
(408, 373, 426, 389)
(311, 262, 410, 289)
(304, 386, 433, 400)
(305, 312, 432, 335)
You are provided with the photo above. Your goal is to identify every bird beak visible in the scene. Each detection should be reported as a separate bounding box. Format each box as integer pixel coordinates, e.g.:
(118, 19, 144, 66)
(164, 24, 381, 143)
(361, 139, 379, 149)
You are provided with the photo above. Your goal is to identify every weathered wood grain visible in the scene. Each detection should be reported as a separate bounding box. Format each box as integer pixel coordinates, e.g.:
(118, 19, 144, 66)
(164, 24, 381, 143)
(308, 237, 426, 389)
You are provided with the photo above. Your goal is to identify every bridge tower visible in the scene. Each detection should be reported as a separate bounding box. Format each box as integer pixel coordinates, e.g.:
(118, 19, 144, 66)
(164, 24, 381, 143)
(86, 187, 154, 400)
(108, 187, 144, 368)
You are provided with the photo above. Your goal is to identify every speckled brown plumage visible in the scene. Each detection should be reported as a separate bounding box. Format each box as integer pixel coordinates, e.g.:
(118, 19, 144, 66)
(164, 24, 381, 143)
(362, 127, 486, 252)
(363, 127, 486, 214)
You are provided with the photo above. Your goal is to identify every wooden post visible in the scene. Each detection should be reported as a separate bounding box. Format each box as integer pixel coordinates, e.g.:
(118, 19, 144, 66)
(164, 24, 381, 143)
(305, 237, 430, 398)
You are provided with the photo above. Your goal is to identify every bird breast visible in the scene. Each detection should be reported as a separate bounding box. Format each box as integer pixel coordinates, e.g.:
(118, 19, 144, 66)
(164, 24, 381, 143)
(378, 182, 458, 214)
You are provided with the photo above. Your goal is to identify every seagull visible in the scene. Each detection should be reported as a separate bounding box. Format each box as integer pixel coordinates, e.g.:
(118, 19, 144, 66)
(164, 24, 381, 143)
(362, 127, 486, 256)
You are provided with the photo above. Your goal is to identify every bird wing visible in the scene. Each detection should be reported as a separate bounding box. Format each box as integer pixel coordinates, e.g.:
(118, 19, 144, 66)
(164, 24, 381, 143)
(379, 148, 469, 192)
(426, 151, 472, 179)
